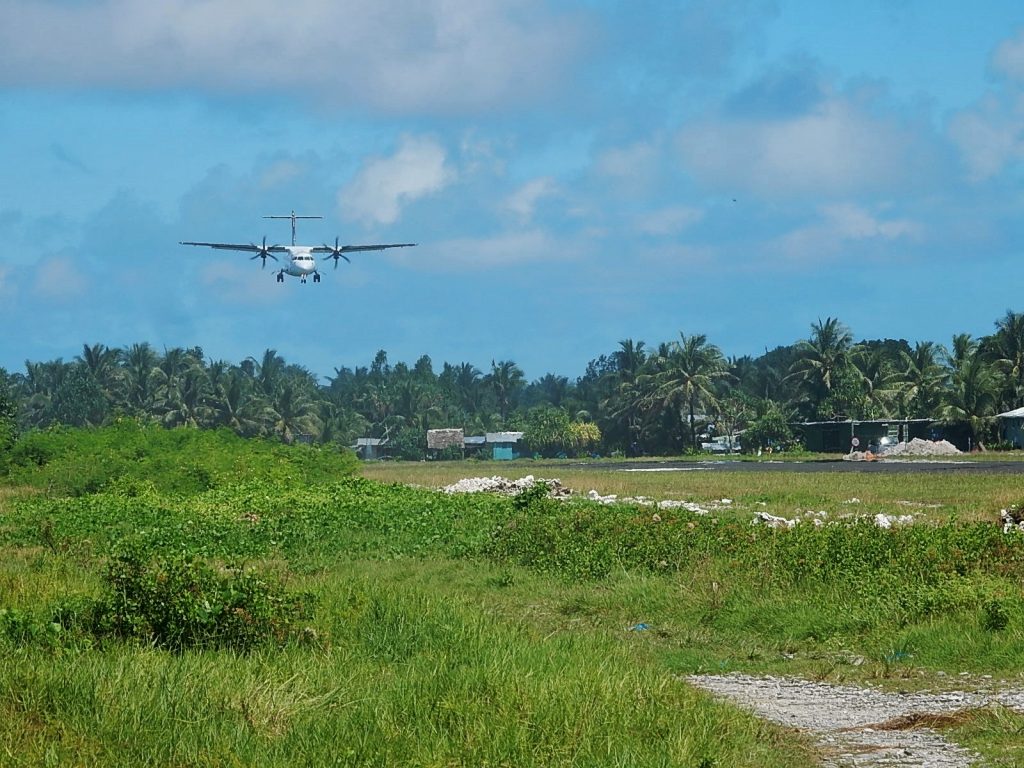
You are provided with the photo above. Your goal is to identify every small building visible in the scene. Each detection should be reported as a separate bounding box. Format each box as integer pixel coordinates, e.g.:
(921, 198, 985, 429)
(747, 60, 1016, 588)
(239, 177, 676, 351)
(996, 407, 1024, 448)
(797, 419, 934, 453)
(486, 431, 524, 460)
(353, 437, 387, 460)
(427, 428, 465, 459)
(463, 435, 487, 458)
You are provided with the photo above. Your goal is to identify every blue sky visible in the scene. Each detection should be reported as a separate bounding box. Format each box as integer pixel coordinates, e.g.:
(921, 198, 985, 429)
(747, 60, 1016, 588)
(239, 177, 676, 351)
(2, 0, 1024, 381)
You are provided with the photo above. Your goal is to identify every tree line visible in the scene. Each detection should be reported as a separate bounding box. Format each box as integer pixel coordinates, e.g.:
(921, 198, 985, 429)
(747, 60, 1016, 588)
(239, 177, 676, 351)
(2, 310, 1024, 457)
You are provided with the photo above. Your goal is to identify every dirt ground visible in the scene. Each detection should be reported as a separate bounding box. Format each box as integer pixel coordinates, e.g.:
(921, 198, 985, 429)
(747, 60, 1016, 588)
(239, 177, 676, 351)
(689, 674, 1024, 767)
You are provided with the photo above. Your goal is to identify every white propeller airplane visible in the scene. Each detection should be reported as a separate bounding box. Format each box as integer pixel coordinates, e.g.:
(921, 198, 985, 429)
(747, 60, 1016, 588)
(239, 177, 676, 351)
(180, 211, 416, 283)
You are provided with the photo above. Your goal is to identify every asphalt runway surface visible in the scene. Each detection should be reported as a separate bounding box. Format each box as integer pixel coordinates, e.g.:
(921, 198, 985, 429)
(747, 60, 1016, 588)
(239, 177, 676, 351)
(564, 459, 1024, 474)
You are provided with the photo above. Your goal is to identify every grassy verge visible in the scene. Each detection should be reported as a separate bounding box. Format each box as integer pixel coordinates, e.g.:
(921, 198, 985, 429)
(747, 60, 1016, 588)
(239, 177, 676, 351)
(2, 429, 1024, 764)
(362, 458, 1024, 522)
(0, 553, 817, 768)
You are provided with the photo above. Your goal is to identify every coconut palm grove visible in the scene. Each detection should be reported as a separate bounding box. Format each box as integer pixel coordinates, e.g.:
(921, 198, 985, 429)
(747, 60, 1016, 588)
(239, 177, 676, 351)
(3, 311, 1024, 459)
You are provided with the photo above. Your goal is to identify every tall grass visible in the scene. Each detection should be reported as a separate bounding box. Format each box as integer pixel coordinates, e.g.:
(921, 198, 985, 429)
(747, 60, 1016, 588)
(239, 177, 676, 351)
(361, 459, 1024, 521)
(2, 427, 1024, 765)
(0, 564, 816, 767)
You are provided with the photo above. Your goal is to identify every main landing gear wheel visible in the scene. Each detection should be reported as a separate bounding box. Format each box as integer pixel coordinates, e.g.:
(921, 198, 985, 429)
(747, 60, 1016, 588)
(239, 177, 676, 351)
(313, 272, 321, 283)
(276, 272, 284, 283)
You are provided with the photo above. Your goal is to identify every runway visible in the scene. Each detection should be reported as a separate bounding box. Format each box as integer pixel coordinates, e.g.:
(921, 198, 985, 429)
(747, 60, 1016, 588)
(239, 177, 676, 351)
(560, 458, 1024, 474)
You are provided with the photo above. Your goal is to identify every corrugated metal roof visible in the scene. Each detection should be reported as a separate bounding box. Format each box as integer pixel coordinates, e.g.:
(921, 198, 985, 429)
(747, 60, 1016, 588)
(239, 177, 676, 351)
(464, 436, 486, 445)
(997, 407, 1024, 418)
(798, 418, 933, 426)
(355, 437, 386, 446)
(486, 431, 524, 443)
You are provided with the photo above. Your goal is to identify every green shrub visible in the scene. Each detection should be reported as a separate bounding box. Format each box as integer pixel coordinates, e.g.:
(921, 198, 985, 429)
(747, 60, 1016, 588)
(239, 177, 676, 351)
(0, 607, 62, 646)
(4, 421, 359, 495)
(981, 598, 1010, 632)
(55, 545, 312, 652)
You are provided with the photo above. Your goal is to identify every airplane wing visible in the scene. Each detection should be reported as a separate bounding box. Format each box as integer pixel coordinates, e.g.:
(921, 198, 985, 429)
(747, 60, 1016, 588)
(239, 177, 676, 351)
(179, 241, 289, 253)
(310, 243, 416, 253)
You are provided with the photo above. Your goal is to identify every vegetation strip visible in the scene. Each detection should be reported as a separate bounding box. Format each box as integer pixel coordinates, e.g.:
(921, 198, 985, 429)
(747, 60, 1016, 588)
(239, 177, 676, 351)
(3, 426, 1024, 765)
(7, 312, 1024, 461)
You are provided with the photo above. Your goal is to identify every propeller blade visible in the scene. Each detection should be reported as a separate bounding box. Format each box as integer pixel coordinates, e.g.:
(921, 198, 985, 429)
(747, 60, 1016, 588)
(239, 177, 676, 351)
(321, 238, 351, 269)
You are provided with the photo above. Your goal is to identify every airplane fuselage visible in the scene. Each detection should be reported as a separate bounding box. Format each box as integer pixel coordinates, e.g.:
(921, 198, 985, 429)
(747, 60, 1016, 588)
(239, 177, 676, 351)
(282, 246, 318, 277)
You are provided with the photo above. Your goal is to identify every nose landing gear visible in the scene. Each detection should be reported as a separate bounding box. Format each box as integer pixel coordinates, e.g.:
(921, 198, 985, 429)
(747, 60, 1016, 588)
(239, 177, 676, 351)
(276, 271, 285, 283)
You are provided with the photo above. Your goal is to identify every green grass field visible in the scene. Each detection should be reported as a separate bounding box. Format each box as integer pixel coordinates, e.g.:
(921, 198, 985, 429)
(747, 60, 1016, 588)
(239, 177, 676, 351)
(2, 428, 1024, 765)
(362, 457, 1024, 523)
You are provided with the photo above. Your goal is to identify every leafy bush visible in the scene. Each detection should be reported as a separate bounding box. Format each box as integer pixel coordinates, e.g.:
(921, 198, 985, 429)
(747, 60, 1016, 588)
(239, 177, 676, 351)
(54, 545, 312, 651)
(0, 607, 62, 646)
(981, 598, 1010, 632)
(3, 421, 358, 495)
(486, 499, 1024, 599)
(388, 426, 427, 460)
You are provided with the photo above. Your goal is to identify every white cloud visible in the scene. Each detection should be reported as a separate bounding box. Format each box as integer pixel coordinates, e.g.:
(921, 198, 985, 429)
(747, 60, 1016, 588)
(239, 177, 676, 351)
(677, 95, 930, 198)
(0, 0, 586, 113)
(595, 141, 660, 183)
(199, 261, 287, 305)
(338, 135, 454, 225)
(633, 206, 704, 236)
(949, 95, 1024, 181)
(992, 29, 1024, 82)
(948, 31, 1024, 181)
(400, 230, 575, 270)
(779, 203, 921, 260)
(504, 178, 559, 221)
(258, 160, 305, 190)
(32, 256, 88, 300)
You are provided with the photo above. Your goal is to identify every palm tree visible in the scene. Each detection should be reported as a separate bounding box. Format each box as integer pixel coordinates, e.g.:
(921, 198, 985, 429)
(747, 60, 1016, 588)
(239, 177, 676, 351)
(985, 310, 1024, 410)
(940, 334, 998, 449)
(788, 317, 856, 418)
(613, 339, 647, 382)
(210, 369, 269, 437)
(391, 377, 442, 431)
(120, 343, 160, 417)
(647, 332, 729, 450)
(895, 341, 946, 418)
(603, 340, 652, 451)
(77, 343, 120, 403)
(530, 373, 571, 408)
(20, 359, 72, 428)
(247, 349, 286, 397)
(267, 381, 321, 444)
(453, 362, 484, 417)
(851, 346, 897, 418)
(486, 360, 525, 423)
(159, 366, 213, 428)
(319, 402, 369, 446)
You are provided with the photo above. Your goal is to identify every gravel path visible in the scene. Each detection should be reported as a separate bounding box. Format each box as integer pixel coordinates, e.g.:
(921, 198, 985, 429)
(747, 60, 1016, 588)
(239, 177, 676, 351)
(689, 674, 1024, 767)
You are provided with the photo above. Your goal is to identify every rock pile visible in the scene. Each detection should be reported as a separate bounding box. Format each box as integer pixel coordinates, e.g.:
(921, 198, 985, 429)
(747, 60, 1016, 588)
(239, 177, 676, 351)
(881, 438, 961, 457)
(845, 438, 961, 461)
(441, 475, 571, 497)
(1001, 505, 1024, 533)
(441, 476, 729, 512)
(585, 490, 730, 514)
(753, 510, 915, 529)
